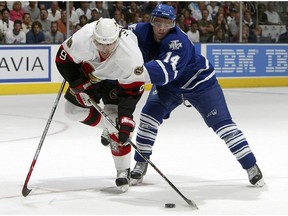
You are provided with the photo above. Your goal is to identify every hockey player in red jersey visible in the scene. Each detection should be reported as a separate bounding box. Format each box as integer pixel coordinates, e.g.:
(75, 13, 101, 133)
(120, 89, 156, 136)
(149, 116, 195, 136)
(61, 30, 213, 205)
(55, 18, 145, 192)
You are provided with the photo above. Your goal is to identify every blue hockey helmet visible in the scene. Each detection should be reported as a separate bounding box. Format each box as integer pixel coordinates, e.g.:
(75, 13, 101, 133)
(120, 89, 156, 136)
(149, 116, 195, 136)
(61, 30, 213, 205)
(151, 4, 176, 20)
(150, 4, 176, 28)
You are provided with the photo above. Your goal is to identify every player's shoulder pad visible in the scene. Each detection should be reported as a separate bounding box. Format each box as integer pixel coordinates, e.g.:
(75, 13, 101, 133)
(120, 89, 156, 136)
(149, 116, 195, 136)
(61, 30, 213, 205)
(127, 23, 137, 31)
(163, 28, 190, 52)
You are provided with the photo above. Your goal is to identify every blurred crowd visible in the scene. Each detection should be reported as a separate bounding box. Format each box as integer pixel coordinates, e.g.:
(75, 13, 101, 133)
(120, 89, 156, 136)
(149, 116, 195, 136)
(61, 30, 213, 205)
(1, 1, 288, 45)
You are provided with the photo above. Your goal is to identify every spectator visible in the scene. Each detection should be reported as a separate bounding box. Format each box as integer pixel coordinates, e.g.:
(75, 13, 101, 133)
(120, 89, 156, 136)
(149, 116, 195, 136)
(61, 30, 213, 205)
(278, 25, 288, 43)
(5, 19, 26, 43)
(183, 9, 196, 31)
(243, 10, 255, 42)
(88, 8, 98, 23)
(228, 11, 241, 41)
(227, 7, 237, 25)
(26, 20, 45, 44)
(125, 1, 141, 24)
(213, 12, 229, 38)
(141, 1, 157, 14)
(23, 1, 40, 22)
(189, 2, 212, 21)
(176, 14, 187, 32)
(127, 12, 141, 24)
(57, 9, 73, 39)
(47, 1, 61, 22)
(241, 25, 250, 43)
(243, 2, 256, 19)
(45, 21, 64, 43)
(78, 14, 88, 27)
(198, 9, 214, 42)
(0, 8, 14, 44)
(207, 2, 219, 21)
(76, 2, 91, 20)
(127, 1, 141, 14)
(141, 13, 150, 23)
(10, 1, 25, 22)
(257, 3, 268, 25)
(253, 25, 265, 43)
(212, 27, 228, 43)
(38, 2, 48, 10)
(94, 1, 110, 19)
(38, 9, 51, 33)
(21, 12, 32, 34)
(265, 2, 282, 25)
(113, 10, 126, 27)
(111, 1, 127, 17)
(188, 2, 200, 20)
(68, 2, 79, 27)
(73, 23, 82, 34)
(186, 20, 200, 43)
(0, 2, 7, 12)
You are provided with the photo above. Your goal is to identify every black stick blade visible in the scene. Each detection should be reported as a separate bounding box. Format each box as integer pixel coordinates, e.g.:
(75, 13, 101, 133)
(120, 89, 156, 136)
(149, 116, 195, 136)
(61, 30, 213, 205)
(22, 185, 32, 197)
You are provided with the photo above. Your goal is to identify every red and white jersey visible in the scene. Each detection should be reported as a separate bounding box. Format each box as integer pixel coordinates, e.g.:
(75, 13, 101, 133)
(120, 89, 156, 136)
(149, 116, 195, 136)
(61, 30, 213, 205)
(61, 21, 145, 86)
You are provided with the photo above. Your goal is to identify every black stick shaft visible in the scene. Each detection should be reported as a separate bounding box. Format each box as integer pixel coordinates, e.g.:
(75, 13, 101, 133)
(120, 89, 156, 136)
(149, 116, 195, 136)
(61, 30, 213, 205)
(22, 80, 66, 197)
(89, 98, 198, 209)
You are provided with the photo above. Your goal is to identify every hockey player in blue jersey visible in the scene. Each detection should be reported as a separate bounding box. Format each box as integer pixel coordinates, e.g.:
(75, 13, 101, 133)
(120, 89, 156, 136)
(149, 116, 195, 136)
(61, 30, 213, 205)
(128, 4, 264, 187)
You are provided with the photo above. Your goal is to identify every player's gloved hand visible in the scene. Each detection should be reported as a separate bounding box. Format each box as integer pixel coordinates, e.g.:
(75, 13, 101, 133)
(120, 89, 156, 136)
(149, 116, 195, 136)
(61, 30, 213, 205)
(118, 116, 135, 144)
(70, 80, 95, 107)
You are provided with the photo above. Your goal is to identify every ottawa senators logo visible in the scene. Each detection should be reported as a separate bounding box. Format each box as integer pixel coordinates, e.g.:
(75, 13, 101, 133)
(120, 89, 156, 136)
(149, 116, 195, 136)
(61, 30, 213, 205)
(134, 66, 143, 75)
(66, 37, 73, 48)
(109, 89, 118, 100)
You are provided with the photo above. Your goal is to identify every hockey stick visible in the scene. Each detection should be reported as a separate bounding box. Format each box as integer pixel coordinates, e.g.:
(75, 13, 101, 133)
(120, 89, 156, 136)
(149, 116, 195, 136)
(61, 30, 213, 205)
(89, 98, 198, 209)
(22, 80, 67, 197)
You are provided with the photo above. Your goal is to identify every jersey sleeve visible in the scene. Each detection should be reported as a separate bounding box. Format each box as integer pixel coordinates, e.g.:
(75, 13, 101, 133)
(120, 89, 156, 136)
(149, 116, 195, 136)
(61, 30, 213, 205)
(116, 63, 145, 119)
(55, 44, 86, 87)
(55, 23, 95, 87)
(115, 30, 145, 118)
(143, 36, 193, 86)
(117, 78, 145, 119)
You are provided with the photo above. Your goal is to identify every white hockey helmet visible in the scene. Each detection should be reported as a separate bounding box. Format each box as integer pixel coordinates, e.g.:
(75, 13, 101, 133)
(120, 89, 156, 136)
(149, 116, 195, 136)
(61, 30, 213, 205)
(93, 18, 120, 45)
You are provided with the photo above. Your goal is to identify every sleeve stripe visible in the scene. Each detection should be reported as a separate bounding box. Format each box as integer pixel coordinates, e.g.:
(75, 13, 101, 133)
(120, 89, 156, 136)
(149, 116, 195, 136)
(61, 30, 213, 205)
(181, 58, 210, 89)
(118, 81, 145, 89)
(155, 60, 169, 85)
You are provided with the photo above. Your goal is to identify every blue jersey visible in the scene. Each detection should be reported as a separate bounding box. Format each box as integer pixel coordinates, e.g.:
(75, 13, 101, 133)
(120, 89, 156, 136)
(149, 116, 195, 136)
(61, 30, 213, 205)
(129, 22, 217, 93)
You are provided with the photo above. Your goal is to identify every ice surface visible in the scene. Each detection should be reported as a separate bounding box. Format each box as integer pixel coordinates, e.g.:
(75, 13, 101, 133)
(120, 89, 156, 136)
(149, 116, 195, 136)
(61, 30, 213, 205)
(1, 87, 288, 215)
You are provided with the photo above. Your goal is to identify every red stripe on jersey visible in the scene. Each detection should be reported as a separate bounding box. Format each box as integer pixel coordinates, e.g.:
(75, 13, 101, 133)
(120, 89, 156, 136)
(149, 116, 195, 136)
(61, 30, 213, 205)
(82, 108, 101, 126)
(55, 45, 75, 64)
(82, 62, 94, 74)
(118, 81, 145, 96)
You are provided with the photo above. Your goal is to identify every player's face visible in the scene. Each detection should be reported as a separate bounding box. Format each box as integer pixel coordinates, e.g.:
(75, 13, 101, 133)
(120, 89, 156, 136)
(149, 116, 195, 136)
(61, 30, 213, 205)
(151, 17, 173, 42)
(95, 40, 118, 59)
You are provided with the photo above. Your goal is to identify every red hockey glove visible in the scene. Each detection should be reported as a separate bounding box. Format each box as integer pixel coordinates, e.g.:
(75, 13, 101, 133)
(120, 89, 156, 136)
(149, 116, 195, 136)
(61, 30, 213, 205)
(118, 116, 135, 144)
(70, 80, 96, 107)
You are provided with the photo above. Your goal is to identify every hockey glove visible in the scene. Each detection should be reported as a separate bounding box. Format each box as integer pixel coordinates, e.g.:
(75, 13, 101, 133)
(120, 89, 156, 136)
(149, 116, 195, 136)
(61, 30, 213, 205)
(70, 80, 97, 107)
(118, 116, 135, 144)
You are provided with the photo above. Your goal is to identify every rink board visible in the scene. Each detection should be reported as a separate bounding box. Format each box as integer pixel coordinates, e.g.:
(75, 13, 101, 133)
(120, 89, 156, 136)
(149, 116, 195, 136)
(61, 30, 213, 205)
(1, 44, 287, 95)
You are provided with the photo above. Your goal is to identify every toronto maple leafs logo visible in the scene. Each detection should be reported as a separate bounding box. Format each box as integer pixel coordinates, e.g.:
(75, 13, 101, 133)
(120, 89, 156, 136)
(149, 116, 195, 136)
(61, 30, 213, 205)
(168, 40, 183, 50)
